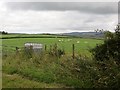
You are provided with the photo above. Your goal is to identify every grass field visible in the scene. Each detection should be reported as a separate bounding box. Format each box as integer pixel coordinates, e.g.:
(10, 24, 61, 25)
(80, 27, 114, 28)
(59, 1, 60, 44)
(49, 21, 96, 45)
(2, 34, 106, 88)
(1, 34, 68, 39)
(2, 37, 103, 56)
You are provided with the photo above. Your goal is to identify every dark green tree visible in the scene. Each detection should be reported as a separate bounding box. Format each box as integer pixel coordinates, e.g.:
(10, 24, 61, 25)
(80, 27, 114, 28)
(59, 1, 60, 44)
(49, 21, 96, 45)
(0, 31, 8, 34)
(91, 24, 120, 64)
(104, 31, 114, 40)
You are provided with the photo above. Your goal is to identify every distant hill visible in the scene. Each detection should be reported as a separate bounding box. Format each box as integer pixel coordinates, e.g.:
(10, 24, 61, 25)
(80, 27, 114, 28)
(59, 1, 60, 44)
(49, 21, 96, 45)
(2, 32, 104, 39)
(61, 32, 104, 38)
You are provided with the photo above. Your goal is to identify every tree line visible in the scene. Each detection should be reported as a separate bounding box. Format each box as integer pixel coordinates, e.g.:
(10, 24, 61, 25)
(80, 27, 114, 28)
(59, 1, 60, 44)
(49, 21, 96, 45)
(0, 31, 8, 34)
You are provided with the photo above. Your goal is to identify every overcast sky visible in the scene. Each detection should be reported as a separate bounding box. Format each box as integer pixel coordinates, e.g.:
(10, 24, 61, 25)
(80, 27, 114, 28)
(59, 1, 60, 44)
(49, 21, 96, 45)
(0, 2, 118, 34)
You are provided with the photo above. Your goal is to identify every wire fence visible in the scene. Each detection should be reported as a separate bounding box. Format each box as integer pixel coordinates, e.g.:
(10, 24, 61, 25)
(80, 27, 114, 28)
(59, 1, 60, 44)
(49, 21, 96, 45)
(2, 43, 84, 59)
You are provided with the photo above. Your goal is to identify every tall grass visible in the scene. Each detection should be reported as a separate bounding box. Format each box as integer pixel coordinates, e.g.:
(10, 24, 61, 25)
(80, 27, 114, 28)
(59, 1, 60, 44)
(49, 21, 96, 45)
(2, 48, 120, 88)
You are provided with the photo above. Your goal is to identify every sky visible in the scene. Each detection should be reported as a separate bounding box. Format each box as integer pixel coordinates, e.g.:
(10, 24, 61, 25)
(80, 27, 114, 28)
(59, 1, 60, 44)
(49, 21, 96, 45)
(0, 2, 118, 34)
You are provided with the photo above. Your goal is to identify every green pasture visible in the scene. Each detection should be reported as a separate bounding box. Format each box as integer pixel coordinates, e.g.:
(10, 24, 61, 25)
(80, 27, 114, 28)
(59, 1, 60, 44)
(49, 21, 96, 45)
(2, 37, 103, 55)
(1, 34, 67, 39)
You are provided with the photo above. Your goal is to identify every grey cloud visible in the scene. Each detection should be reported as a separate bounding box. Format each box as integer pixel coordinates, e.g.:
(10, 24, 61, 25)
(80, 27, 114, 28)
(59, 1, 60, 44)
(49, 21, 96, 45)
(6, 2, 118, 14)
(118, 1, 120, 23)
(1, 2, 117, 34)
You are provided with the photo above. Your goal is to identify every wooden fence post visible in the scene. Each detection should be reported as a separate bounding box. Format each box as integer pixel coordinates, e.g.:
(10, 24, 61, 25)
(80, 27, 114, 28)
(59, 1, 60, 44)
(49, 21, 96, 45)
(72, 44, 75, 59)
(54, 43, 58, 57)
(16, 47, 19, 54)
(50, 45, 52, 55)
(50, 45, 52, 51)
(45, 44, 47, 51)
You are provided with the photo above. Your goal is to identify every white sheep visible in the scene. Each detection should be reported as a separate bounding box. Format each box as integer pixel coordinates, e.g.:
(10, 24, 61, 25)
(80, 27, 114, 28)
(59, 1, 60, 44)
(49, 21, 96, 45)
(77, 41, 80, 43)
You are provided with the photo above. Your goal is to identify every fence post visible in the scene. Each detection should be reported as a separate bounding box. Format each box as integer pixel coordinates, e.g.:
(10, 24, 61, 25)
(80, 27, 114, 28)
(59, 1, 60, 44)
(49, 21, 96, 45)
(54, 43, 58, 57)
(49, 45, 52, 54)
(72, 44, 75, 59)
(50, 45, 52, 51)
(16, 47, 19, 54)
(45, 44, 47, 51)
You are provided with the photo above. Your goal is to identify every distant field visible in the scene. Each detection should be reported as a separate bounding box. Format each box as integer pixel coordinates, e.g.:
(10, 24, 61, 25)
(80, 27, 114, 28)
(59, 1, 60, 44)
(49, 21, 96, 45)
(2, 36, 103, 55)
(1, 34, 68, 39)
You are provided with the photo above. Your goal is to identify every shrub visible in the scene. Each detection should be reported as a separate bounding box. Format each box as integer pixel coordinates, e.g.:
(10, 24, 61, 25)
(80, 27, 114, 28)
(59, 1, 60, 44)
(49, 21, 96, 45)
(93, 60, 120, 88)
(91, 24, 120, 64)
(49, 44, 65, 58)
(90, 24, 120, 88)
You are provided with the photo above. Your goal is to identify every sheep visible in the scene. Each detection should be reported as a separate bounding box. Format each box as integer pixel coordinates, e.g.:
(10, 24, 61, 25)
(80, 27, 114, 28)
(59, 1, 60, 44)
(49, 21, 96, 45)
(77, 41, 80, 43)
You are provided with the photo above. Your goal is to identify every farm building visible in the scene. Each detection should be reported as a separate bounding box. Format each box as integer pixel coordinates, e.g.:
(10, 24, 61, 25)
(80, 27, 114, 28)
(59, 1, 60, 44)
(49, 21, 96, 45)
(24, 42, 43, 53)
